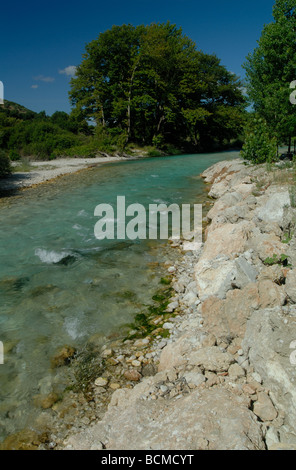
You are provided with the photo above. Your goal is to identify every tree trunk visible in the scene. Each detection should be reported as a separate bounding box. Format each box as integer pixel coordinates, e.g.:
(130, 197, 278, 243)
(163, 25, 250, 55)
(156, 115, 165, 134)
(154, 103, 165, 137)
(127, 62, 139, 143)
(101, 105, 105, 127)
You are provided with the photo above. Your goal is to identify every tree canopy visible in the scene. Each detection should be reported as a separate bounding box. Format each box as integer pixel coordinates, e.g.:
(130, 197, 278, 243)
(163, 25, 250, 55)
(243, 0, 296, 154)
(70, 22, 245, 151)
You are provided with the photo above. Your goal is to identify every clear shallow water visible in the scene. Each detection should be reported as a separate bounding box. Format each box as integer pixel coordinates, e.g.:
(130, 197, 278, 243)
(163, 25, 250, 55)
(0, 150, 238, 440)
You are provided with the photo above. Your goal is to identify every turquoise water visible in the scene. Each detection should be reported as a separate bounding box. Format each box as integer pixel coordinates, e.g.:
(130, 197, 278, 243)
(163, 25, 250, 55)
(0, 151, 238, 440)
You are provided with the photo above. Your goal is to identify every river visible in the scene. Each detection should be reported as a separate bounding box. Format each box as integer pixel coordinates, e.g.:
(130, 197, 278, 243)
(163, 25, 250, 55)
(0, 150, 239, 441)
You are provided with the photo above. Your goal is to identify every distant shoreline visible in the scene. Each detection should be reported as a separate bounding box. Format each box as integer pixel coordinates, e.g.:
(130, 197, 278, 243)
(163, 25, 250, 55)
(0, 154, 141, 192)
(0, 149, 241, 194)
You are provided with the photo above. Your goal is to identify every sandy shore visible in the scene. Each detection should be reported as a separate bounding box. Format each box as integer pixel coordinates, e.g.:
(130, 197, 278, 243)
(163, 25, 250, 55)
(0, 155, 138, 191)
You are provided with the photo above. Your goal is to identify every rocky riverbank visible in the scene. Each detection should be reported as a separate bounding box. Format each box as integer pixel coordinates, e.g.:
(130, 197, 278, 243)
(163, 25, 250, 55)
(58, 157, 296, 451)
(3, 156, 296, 450)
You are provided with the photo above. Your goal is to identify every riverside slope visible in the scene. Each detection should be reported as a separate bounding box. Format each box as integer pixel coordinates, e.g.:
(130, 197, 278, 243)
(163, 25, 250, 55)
(62, 158, 296, 451)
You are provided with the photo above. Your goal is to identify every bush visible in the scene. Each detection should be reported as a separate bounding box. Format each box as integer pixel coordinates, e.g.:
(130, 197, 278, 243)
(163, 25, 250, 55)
(241, 117, 277, 164)
(9, 150, 21, 161)
(145, 146, 163, 157)
(7, 121, 80, 159)
(60, 143, 97, 158)
(0, 150, 11, 178)
(152, 134, 164, 149)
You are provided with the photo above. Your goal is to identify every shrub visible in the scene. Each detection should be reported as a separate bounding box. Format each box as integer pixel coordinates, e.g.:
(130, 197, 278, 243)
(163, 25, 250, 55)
(9, 150, 21, 161)
(241, 117, 277, 164)
(0, 150, 11, 178)
(146, 146, 163, 157)
(60, 143, 97, 158)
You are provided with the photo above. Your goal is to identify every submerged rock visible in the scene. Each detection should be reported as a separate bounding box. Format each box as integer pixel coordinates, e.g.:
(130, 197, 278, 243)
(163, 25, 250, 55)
(51, 346, 76, 368)
(0, 429, 49, 450)
(94, 377, 108, 387)
(124, 369, 142, 382)
(34, 392, 59, 410)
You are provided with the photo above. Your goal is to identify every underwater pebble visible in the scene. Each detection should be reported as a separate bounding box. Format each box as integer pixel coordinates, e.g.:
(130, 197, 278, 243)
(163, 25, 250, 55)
(94, 377, 108, 387)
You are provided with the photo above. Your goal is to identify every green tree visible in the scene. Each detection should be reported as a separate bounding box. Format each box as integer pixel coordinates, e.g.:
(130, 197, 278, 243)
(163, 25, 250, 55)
(243, 0, 296, 152)
(70, 22, 245, 150)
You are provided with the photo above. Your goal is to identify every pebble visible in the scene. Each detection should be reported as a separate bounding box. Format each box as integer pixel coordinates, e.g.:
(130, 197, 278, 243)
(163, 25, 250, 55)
(116, 355, 125, 362)
(126, 355, 136, 363)
(101, 349, 113, 358)
(131, 360, 141, 367)
(166, 301, 179, 312)
(109, 383, 121, 390)
(163, 322, 174, 330)
(107, 357, 119, 366)
(124, 369, 142, 382)
(94, 377, 108, 387)
(134, 338, 150, 347)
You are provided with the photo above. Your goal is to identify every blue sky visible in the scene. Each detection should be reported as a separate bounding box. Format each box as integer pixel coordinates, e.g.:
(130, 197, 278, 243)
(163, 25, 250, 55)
(0, 0, 275, 115)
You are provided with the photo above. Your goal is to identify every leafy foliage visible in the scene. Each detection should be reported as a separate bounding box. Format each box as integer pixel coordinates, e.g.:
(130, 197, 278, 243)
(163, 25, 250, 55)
(264, 253, 291, 267)
(243, 0, 296, 155)
(0, 150, 11, 178)
(70, 22, 245, 151)
(241, 116, 277, 163)
(0, 101, 87, 160)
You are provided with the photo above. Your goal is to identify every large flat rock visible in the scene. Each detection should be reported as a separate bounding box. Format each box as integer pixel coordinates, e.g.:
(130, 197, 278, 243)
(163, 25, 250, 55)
(64, 387, 265, 450)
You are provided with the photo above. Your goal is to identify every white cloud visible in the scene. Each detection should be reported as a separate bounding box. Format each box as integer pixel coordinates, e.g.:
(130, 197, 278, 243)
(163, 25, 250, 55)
(33, 75, 55, 83)
(31, 84, 38, 89)
(59, 65, 77, 77)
